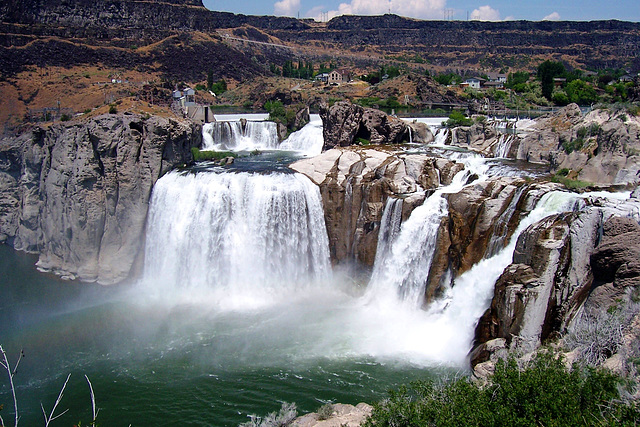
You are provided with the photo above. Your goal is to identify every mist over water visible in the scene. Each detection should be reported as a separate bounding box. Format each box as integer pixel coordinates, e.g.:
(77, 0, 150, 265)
(3, 118, 628, 425)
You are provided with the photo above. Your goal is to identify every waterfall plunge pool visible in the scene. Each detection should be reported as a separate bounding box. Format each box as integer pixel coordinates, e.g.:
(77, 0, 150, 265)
(0, 244, 455, 426)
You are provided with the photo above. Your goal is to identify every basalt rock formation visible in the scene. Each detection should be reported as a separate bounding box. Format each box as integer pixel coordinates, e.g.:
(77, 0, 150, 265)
(290, 148, 462, 266)
(0, 113, 200, 284)
(471, 195, 640, 374)
(446, 105, 640, 186)
(319, 101, 433, 151)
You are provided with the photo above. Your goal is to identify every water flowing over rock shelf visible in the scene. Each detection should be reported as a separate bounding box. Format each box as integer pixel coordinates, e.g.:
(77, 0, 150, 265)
(1, 108, 640, 425)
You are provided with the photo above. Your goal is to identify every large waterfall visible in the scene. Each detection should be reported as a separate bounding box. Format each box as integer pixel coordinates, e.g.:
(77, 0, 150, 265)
(142, 170, 331, 309)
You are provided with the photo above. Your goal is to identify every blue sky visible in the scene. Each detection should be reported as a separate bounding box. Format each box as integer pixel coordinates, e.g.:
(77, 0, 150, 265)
(203, 0, 639, 22)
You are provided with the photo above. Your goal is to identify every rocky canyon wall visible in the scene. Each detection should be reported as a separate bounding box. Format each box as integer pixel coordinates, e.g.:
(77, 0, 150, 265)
(0, 113, 200, 284)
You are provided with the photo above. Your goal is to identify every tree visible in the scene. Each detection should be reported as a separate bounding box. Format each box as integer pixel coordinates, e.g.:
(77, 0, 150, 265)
(506, 71, 529, 90)
(565, 79, 597, 105)
(538, 60, 566, 100)
(207, 69, 214, 91)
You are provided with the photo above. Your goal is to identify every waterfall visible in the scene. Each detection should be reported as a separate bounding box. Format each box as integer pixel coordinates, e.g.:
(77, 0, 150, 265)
(372, 197, 404, 268)
(485, 184, 528, 257)
(366, 169, 472, 307)
(279, 115, 324, 156)
(407, 126, 413, 143)
(433, 128, 450, 146)
(142, 170, 331, 309)
(494, 134, 515, 158)
(202, 120, 279, 151)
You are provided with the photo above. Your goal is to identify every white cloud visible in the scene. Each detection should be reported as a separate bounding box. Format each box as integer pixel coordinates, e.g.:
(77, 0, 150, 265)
(542, 11, 561, 21)
(274, 0, 301, 16)
(324, 0, 447, 20)
(470, 5, 501, 21)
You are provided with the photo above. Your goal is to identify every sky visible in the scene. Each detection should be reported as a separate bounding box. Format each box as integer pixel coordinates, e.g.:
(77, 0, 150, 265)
(202, 0, 640, 22)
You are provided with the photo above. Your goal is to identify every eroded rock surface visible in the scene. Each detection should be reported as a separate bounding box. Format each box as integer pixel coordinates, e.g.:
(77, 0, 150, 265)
(0, 113, 200, 284)
(290, 147, 462, 266)
(319, 101, 432, 151)
(471, 196, 640, 372)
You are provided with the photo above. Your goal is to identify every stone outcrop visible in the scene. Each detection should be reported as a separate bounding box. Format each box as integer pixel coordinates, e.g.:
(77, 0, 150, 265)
(290, 147, 462, 266)
(0, 113, 200, 284)
(515, 104, 640, 185)
(471, 194, 640, 373)
(591, 217, 640, 286)
(293, 403, 372, 427)
(319, 101, 432, 151)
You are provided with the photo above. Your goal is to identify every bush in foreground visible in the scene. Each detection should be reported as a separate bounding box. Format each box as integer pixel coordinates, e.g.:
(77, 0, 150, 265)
(364, 352, 639, 426)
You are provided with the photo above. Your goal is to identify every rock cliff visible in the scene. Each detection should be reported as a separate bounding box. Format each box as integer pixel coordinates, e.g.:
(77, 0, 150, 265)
(471, 195, 640, 374)
(290, 147, 462, 266)
(0, 113, 200, 284)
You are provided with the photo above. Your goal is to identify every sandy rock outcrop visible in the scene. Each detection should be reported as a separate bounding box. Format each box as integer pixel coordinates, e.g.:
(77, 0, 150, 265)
(293, 403, 372, 427)
(515, 104, 640, 185)
(0, 113, 200, 284)
(290, 147, 462, 266)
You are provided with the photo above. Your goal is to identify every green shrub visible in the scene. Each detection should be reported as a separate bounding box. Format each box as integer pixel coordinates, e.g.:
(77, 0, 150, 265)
(191, 147, 237, 161)
(364, 352, 638, 427)
(562, 138, 585, 154)
(551, 174, 591, 189)
(108, 104, 117, 114)
(317, 403, 334, 421)
(442, 111, 473, 128)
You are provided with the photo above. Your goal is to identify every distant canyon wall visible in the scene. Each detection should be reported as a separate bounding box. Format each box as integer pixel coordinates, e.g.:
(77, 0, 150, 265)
(0, 113, 200, 284)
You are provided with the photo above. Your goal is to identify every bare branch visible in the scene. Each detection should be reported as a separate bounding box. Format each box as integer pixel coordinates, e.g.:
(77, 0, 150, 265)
(85, 374, 97, 425)
(0, 345, 20, 427)
(42, 373, 71, 427)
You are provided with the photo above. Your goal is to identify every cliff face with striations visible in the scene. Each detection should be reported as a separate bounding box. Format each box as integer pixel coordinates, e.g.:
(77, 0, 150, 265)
(0, 113, 200, 284)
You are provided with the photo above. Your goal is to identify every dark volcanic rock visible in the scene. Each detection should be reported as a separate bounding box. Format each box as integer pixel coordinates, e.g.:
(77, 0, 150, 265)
(591, 216, 640, 288)
(320, 101, 421, 151)
(0, 114, 200, 284)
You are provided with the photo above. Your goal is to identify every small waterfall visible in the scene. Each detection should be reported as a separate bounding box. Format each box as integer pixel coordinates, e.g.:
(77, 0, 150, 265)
(485, 184, 528, 257)
(366, 169, 473, 307)
(494, 134, 515, 158)
(202, 120, 279, 151)
(407, 126, 413, 143)
(142, 170, 331, 309)
(372, 197, 404, 268)
(279, 115, 324, 156)
(433, 128, 450, 146)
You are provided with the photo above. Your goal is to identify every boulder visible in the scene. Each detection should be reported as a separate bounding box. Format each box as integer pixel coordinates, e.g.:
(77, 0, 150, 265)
(320, 101, 428, 151)
(0, 113, 200, 284)
(293, 403, 372, 427)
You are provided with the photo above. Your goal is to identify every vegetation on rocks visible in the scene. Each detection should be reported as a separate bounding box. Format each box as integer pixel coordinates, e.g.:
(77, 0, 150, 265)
(364, 352, 640, 427)
(190, 147, 237, 161)
(442, 111, 473, 128)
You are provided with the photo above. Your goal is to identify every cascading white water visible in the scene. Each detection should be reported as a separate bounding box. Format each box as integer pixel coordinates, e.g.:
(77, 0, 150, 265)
(372, 197, 404, 268)
(494, 134, 515, 158)
(366, 167, 474, 307)
(202, 120, 279, 151)
(142, 170, 331, 309)
(433, 128, 450, 146)
(279, 115, 324, 156)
